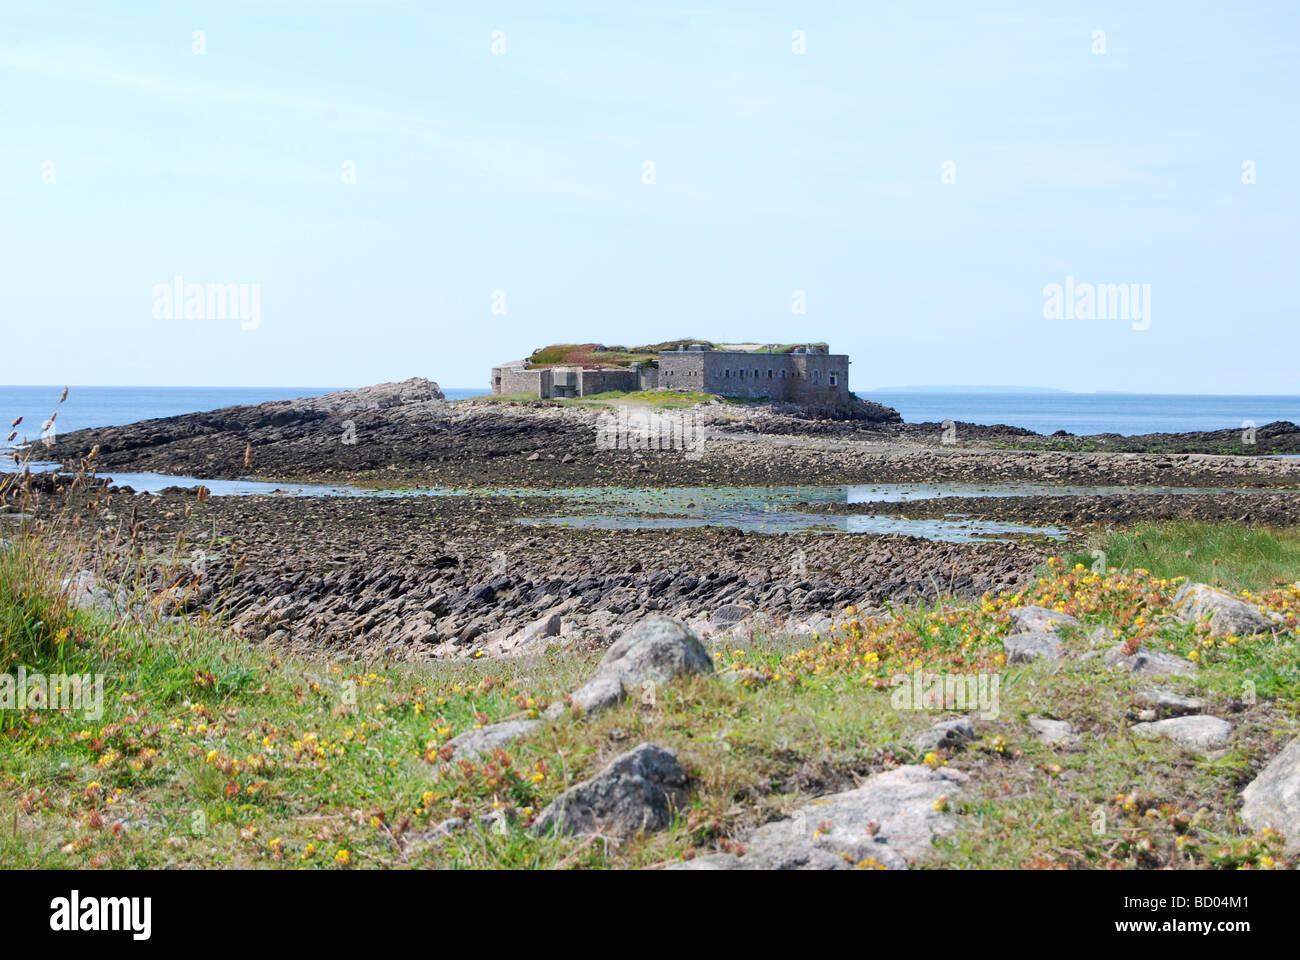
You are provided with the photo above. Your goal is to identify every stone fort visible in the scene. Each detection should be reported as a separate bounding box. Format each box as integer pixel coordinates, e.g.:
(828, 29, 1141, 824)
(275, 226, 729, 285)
(492, 342, 850, 404)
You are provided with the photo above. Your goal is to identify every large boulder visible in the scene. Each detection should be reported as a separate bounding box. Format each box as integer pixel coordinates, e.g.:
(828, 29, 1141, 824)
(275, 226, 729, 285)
(1003, 631, 1066, 664)
(670, 765, 965, 871)
(564, 616, 713, 716)
(1131, 715, 1231, 751)
(1008, 605, 1080, 633)
(532, 743, 689, 837)
(1241, 737, 1300, 854)
(1173, 583, 1275, 636)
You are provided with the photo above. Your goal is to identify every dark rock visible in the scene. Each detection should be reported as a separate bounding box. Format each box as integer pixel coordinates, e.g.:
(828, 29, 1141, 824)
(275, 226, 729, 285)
(533, 743, 688, 837)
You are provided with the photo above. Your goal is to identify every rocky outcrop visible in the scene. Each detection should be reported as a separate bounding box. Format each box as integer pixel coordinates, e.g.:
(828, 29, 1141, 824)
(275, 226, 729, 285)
(1003, 631, 1066, 664)
(671, 765, 966, 870)
(34, 374, 1300, 493)
(533, 743, 688, 837)
(564, 616, 713, 715)
(1173, 583, 1276, 636)
(1241, 737, 1300, 854)
(63, 483, 1046, 663)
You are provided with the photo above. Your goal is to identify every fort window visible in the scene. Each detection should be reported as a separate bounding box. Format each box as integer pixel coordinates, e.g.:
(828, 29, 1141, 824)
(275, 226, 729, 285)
(812, 370, 819, 383)
(829, 373, 838, 386)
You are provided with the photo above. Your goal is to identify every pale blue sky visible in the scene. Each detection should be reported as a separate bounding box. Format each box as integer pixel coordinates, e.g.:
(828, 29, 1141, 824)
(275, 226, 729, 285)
(2, 1, 1296, 392)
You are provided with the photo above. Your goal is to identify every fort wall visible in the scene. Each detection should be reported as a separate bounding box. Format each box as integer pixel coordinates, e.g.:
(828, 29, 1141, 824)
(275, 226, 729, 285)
(493, 344, 850, 403)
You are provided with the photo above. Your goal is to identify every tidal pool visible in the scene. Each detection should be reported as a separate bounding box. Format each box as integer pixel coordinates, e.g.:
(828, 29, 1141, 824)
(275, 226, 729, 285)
(6, 463, 1286, 543)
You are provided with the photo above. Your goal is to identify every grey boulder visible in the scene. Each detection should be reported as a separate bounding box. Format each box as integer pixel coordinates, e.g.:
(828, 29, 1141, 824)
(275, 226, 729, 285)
(446, 719, 541, 760)
(1131, 715, 1231, 751)
(1028, 716, 1080, 747)
(1134, 689, 1205, 716)
(1104, 642, 1196, 678)
(1241, 737, 1300, 855)
(1174, 583, 1275, 637)
(533, 742, 688, 837)
(670, 764, 965, 871)
(1003, 631, 1066, 664)
(60, 570, 120, 615)
(564, 616, 713, 717)
(1008, 605, 1080, 633)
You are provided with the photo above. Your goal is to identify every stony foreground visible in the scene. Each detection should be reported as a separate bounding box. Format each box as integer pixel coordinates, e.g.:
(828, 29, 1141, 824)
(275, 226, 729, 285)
(5, 524, 1299, 869)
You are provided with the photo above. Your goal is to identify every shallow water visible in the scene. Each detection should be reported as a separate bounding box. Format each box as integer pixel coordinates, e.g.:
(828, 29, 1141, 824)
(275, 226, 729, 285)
(10, 462, 1287, 543)
(519, 512, 1068, 543)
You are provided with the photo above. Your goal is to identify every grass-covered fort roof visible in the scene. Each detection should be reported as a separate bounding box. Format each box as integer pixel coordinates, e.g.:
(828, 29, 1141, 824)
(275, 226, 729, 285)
(525, 341, 829, 369)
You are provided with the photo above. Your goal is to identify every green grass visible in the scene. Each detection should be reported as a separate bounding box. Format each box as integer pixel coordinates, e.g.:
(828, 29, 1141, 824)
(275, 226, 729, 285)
(467, 389, 720, 410)
(464, 391, 543, 405)
(572, 389, 717, 409)
(524, 341, 833, 369)
(2, 524, 1297, 869)
(1064, 522, 1300, 594)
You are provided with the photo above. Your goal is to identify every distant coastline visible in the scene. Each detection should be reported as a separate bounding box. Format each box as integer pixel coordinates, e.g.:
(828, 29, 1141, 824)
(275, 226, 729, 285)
(869, 385, 1069, 394)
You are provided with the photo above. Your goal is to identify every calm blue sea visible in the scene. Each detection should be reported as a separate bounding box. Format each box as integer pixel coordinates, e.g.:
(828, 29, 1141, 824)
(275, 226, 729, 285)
(864, 392, 1300, 436)
(0, 386, 490, 448)
(1, 385, 1296, 445)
